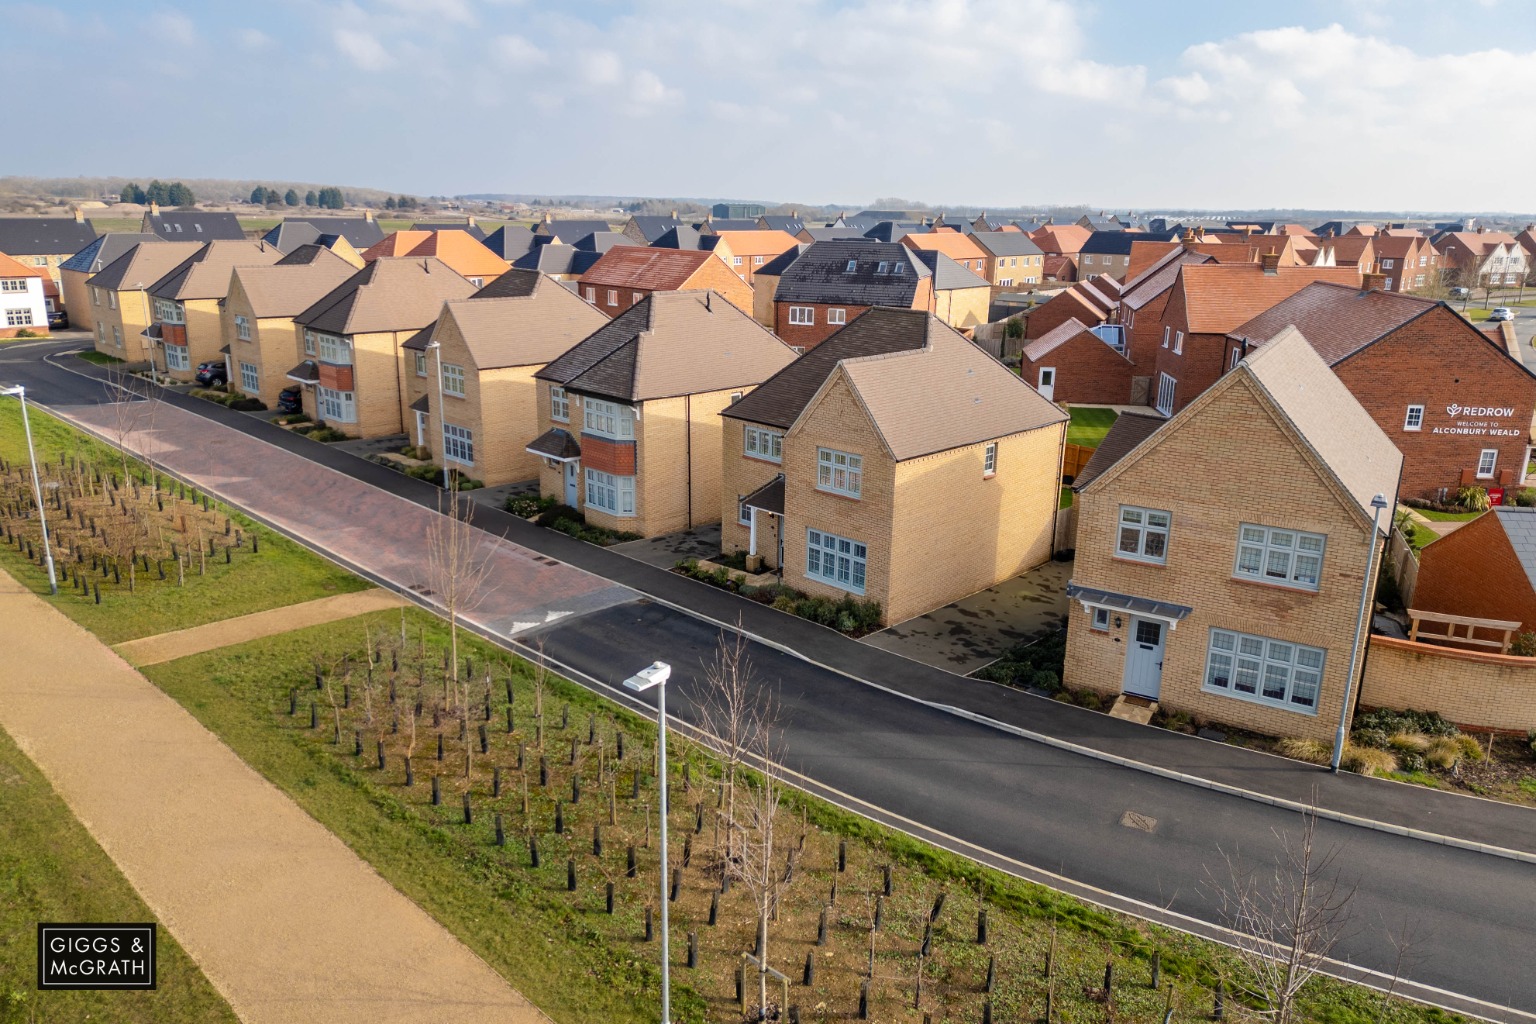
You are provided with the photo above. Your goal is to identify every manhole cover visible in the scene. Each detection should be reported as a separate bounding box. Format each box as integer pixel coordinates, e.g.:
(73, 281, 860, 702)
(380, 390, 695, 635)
(1120, 810, 1157, 833)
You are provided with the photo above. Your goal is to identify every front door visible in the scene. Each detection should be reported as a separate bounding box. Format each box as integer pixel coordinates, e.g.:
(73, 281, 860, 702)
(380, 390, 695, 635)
(565, 461, 579, 506)
(1037, 367, 1056, 401)
(1122, 618, 1165, 700)
(414, 410, 426, 447)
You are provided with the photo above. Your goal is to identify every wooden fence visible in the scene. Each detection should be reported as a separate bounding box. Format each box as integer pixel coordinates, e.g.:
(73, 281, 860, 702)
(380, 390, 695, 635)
(1385, 525, 1419, 608)
(1062, 443, 1095, 483)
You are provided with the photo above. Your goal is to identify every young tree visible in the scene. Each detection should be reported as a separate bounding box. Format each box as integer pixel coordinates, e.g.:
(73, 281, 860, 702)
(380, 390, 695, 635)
(732, 692, 786, 1021)
(304, 190, 318, 207)
(696, 623, 763, 870)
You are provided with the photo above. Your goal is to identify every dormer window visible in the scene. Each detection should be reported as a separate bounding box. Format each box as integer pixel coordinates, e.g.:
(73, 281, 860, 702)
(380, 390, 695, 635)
(845, 260, 857, 273)
(893, 263, 904, 275)
(876, 261, 889, 274)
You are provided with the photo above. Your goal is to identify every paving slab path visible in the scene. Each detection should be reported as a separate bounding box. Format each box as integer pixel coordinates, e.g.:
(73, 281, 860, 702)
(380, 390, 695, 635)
(0, 571, 548, 1024)
(114, 587, 408, 667)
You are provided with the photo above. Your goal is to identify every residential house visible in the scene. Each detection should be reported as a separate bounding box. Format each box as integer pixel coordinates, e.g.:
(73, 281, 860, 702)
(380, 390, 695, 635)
(799, 227, 868, 244)
(398, 269, 607, 485)
(58, 233, 160, 332)
(900, 232, 989, 276)
(533, 215, 612, 242)
(1435, 229, 1529, 288)
(757, 213, 805, 236)
(862, 222, 927, 243)
(0, 211, 98, 288)
(722, 307, 1066, 625)
(1077, 213, 1124, 232)
(528, 291, 796, 537)
(398, 231, 510, 288)
(649, 225, 709, 251)
(970, 232, 1044, 288)
(1019, 318, 1134, 406)
(910, 251, 991, 331)
(1077, 231, 1141, 281)
(621, 213, 683, 245)
(576, 246, 752, 318)
(1413, 508, 1536, 635)
(262, 214, 384, 252)
(1515, 225, 1536, 282)
(697, 217, 760, 233)
(1023, 276, 1122, 341)
(221, 245, 357, 406)
(144, 240, 283, 381)
(1148, 257, 1362, 415)
(511, 243, 603, 282)
(751, 246, 804, 328)
(1227, 280, 1536, 498)
(411, 219, 488, 242)
(713, 203, 767, 219)
(289, 257, 478, 436)
(772, 240, 934, 351)
(1327, 235, 1376, 274)
(709, 230, 800, 286)
(1065, 327, 1401, 742)
(81, 242, 202, 360)
(140, 205, 245, 241)
(361, 231, 431, 259)
(0, 253, 50, 338)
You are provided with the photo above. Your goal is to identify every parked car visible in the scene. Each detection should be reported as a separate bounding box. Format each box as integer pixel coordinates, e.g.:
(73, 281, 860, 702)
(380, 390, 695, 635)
(1450, 286, 1472, 298)
(47, 309, 68, 329)
(276, 386, 303, 414)
(1488, 307, 1516, 322)
(194, 361, 227, 386)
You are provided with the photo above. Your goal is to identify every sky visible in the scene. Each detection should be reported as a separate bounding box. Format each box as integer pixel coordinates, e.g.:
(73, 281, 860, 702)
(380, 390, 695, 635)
(5, 0, 1534, 213)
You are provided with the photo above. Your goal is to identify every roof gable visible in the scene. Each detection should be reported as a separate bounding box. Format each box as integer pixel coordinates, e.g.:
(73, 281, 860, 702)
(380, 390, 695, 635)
(147, 240, 282, 300)
(1229, 282, 1436, 363)
(85, 241, 204, 292)
(296, 256, 477, 335)
(229, 250, 357, 318)
(1173, 264, 1364, 334)
(427, 276, 608, 369)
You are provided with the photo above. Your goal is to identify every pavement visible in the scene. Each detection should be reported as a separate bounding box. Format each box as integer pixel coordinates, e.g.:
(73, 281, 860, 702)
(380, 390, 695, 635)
(612, 522, 723, 570)
(0, 570, 548, 1024)
(8, 341, 1536, 1020)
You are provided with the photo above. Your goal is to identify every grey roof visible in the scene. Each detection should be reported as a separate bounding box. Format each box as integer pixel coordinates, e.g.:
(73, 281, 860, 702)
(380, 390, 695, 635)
(1012, 220, 1047, 234)
(773, 239, 931, 306)
(756, 245, 805, 276)
(412, 222, 487, 242)
(1079, 231, 1138, 257)
(863, 221, 928, 243)
(1071, 413, 1166, 489)
(481, 224, 536, 261)
(911, 250, 990, 291)
(698, 219, 759, 232)
(512, 244, 602, 276)
(625, 215, 682, 243)
(409, 393, 431, 413)
(651, 226, 706, 250)
(758, 215, 804, 235)
(263, 217, 384, 250)
(470, 266, 541, 299)
(969, 231, 1044, 258)
(1493, 508, 1536, 592)
(60, 232, 160, 273)
(802, 227, 868, 242)
(526, 428, 582, 462)
(1078, 215, 1124, 231)
(0, 217, 98, 256)
(741, 474, 785, 516)
(144, 211, 245, 241)
(534, 219, 611, 243)
(1065, 583, 1193, 621)
(854, 210, 924, 223)
(575, 231, 629, 253)
(286, 359, 320, 383)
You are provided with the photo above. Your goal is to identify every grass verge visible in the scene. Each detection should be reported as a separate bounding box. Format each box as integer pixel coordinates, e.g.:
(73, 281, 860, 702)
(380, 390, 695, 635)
(1066, 406, 1118, 448)
(75, 349, 125, 365)
(0, 726, 238, 1024)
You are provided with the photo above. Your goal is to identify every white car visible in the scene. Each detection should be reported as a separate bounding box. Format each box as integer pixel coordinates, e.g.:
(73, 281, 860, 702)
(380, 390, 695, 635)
(1489, 307, 1515, 322)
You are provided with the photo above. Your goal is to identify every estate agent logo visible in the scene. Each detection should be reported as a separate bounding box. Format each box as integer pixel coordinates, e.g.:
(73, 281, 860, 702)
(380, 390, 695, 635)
(37, 924, 157, 990)
(1434, 403, 1523, 437)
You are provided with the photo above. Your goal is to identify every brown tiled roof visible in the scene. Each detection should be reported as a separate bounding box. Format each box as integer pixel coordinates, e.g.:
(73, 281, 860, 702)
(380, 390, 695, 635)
(1041, 254, 1076, 280)
(576, 246, 721, 291)
(296, 257, 477, 335)
(1122, 250, 1212, 311)
(148, 240, 282, 300)
(230, 248, 357, 318)
(427, 275, 607, 370)
(1175, 264, 1363, 334)
(404, 231, 511, 280)
(1329, 235, 1375, 267)
(1125, 241, 1181, 282)
(1072, 412, 1166, 489)
(1022, 317, 1131, 363)
(901, 232, 988, 263)
(723, 306, 933, 428)
(534, 290, 795, 402)
(0, 252, 45, 278)
(1229, 282, 1438, 364)
(1370, 235, 1419, 260)
(1031, 224, 1091, 255)
(825, 315, 1067, 460)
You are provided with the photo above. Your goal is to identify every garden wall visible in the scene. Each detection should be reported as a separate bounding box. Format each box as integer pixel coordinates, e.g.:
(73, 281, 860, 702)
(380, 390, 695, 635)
(1361, 635, 1536, 733)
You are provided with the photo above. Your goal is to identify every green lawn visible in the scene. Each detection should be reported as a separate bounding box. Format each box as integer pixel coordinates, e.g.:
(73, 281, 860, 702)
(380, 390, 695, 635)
(1462, 308, 1493, 322)
(75, 349, 124, 365)
(1066, 406, 1118, 448)
(1059, 486, 1074, 509)
(0, 726, 238, 1024)
(89, 217, 145, 233)
(1409, 507, 1481, 523)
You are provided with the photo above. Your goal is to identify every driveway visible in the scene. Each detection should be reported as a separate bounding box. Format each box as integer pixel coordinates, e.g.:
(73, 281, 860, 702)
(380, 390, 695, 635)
(611, 523, 722, 570)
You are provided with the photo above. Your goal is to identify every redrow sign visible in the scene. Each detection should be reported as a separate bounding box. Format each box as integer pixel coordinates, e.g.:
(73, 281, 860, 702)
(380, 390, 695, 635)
(1446, 404, 1514, 418)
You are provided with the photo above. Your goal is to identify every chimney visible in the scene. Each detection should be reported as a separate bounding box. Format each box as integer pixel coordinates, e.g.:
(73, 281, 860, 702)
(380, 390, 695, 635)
(1194, 226, 1206, 241)
(1260, 249, 1280, 275)
(670, 209, 677, 219)
(1361, 267, 1387, 292)
(1181, 228, 1196, 248)
(1477, 225, 1486, 234)
(543, 212, 552, 224)
(73, 206, 84, 223)
(364, 209, 374, 223)
(467, 215, 476, 227)
(150, 200, 160, 216)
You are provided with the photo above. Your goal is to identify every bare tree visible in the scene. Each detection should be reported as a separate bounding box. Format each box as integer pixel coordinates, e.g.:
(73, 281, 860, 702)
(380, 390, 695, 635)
(695, 621, 763, 870)
(733, 692, 786, 1022)
(1204, 802, 1359, 1024)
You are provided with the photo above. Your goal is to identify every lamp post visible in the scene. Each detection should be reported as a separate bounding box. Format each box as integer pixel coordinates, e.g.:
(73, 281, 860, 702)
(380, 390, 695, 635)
(1332, 493, 1390, 773)
(425, 337, 446, 462)
(0, 385, 58, 594)
(623, 660, 673, 1024)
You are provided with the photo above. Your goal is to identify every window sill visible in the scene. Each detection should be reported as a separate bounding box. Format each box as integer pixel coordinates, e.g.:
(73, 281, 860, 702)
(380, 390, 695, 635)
(1110, 553, 1168, 568)
(803, 573, 865, 597)
(814, 487, 862, 502)
(1202, 684, 1319, 717)
(983, 471, 996, 480)
(743, 453, 783, 465)
(1230, 573, 1320, 596)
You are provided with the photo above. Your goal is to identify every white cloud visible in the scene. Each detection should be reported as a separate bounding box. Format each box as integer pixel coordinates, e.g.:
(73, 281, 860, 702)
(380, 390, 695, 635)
(153, 10, 197, 46)
(576, 49, 623, 88)
(238, 28, 272, 51)
(493, 33, 547, 66)
(375, 0, 475, 23)
(334, 28, 393, 71)
(628, 70, 680, 110)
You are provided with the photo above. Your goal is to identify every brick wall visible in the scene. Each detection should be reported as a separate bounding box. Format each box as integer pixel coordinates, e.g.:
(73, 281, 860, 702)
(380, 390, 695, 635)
(1020, 330, 1134, 406)
(1122, 290, 1174, 377)
(1024, 292, 1100, 342)
(1413, 511, 1536, 632)
(60, 269, 92, 324)
(720, 417, 786, 566)
(683, 260, 755, 317)
(1064, 375, 1381, 742)
(629, 389, 739, 538)
(161, 298, 223, 382)
(774, 302, 873, 351)
(349, 330, 409, 438)
(752, 273, 781, 328)
(1149, 325, 1227, 414)
(934, 287, 990, 331)
(1361, 636, 1536, 732)
(87, 287, 154, 361)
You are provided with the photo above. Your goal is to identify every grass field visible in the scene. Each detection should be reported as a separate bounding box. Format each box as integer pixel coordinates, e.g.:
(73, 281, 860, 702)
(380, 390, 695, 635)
(1066, 406, 1118, 448)
(0, 727, 238, 1024)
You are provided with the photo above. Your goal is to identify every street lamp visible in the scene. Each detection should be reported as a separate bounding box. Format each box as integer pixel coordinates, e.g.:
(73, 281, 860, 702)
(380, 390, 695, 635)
(0, 385, 58, 594)
(425, 337, 446, 462)
(1332, 493, 1390, 773)
(623, 660, 673, 1024)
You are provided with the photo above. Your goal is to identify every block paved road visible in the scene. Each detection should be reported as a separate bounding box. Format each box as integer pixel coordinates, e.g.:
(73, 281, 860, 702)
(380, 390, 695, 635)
(3, 341, 1534, 1021)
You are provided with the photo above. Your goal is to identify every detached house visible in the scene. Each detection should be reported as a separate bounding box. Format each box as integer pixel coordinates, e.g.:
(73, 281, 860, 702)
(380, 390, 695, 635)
(722, 307, 1066, 625)
(1020, 318, 1134, 405)
(575, 245, 752, 318)
(900, 232, 989, 276)
(58, 233, 160, 335)
(290, 257, 478, 436)
(140, 206, 244, 241)
(1435, 229, 1528, 288)
(0, 213, 98, 294)
(1023, 276, 1122, 341)
(144, 240, 283, 381)
(262, 214, 385, 252)
(970, 231, 1044, 288)
(1065, 328, 1402, 742)
(399, 269, 607, 486)
(909, 251, 991, 331)
(708, 230, 801, 286)
(1370, 234, 1438, 293)
(82, 242, 202, 360)
(529, 291, 795, 538)
(772, 240, 933, 351)
(0, 253, 49, 338)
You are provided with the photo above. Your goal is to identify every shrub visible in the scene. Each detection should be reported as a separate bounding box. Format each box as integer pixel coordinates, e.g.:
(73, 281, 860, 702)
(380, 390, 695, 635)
(1457, 733, 1487, 762)
(1397, 751, 1427, 773)
(275, 414, 311, 426)
(1528, 727, 1536, 757)
(1387, 731, 1431, 754)
(1074, 690, 1103, 712)
(1004, 316, 1024, 340)
(1455, 485, 1491, 512)
(1511, 632, 1536, 657)
(304, 427, 350, 443)
(504, 495, 549, 518)
(1425, 737, 1466, 769)
(1340, 744, 1398, 777)
(13, 328, 38, 338)
(771, 595, 797, 614)
(536, 504, 582, 528)
(1028, 668, 1060, 693)
(404, 463, 440, 482)
(1513, 488, 1536, 508)
(1277, 737, 1331, 765)
(1353, 707, 1458, 738)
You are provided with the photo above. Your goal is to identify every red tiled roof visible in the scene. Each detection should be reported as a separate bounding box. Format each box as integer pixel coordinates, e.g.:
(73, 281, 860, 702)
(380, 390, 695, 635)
(1175, 263, 1364, 334)
(404, 231, 510, 279)
(1228, 281, 1437, 364)
(901, 232, 987, 263)
(1030, 224, 1091, 255)
(361, 231, 430, 261)
(576, 245, 725, 291)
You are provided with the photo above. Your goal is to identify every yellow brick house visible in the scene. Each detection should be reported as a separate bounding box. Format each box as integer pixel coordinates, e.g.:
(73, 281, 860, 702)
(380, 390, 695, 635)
(81, 241, 201, 361)
(528, 290, 796, 538)
(144, 240, 282, 381)
(724, 307, 1068, 626)
(1063, 328, 1401, 742)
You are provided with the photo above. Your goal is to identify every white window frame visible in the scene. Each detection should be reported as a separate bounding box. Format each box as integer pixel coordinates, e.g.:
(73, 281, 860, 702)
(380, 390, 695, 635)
(1404, 404, 1424, 431)
(152, 297, 183, 324)
(234, 314, 251, 341)
(1092, 607, 1111, 630)
(1381, 259, 1394, 269)
(732, 256, 743, 266)
(1116, 505, 1170, 564)
(414, 352, 427, 376)
(1161, 326, 1170, 348)
(4, 308, 33, 327)
(1203, 628, 1324, 714)
(316, 332, 351, 365)
(737, 498, 752, 526)
(583, 396, 634, 439)
(112, 326, 122, 348)
(827, 308, 847, 325)
(441, 362, 466, 397)
(585, 286, 596, 303)
(744, 425, 783, 463)
(805, 527, 867, 594)
(90, 285, 101, 305)
(303, 329, 317, 356)
(844, 260, 857, 273)
(238, 361, 259, 394)
(1173, 331, 1183, 355)
(107, 291, 117, 310)
(1229, 346, 1241, 371)
(1234, 523, 1326, 591)
(816, 447, 862, 498)
(983, 442, 997, 477)
(753, 255, 764, 265)
(788, 306, 814, 326)
(584, 467, 635, 516)
(318, 386, 356, 423)
(164, 344, 191, 371)
(1384, 278, 1393, 290)
(1477, 448, 1498, 479)
(1155, 373, 1176, 416)
(607, 289, 619, 307)
(442, 422, 474, 466)
(550, 385, 569, 423)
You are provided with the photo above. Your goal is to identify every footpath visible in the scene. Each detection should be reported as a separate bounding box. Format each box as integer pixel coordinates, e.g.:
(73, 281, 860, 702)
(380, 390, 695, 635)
(0, 570, 547, 1024)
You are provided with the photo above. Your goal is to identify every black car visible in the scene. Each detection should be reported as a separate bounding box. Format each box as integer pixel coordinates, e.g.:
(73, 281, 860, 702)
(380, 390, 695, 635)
(276, 386, 303, 414)
(194, 361, 227, 386)
(48, 309, 69, 330)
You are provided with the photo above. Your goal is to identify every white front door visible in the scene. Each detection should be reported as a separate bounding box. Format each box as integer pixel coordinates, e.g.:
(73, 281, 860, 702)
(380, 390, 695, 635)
(414, 410, 426, 447)
(1037, 367, 1056, 401)
(1122, 617, 1166, 700)
(565, 461, 579, 506)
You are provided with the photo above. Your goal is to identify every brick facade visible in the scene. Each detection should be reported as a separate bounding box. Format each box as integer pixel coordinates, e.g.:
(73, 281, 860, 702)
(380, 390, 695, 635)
(1361, 637, 1536, 733)
(159, 298, 223, 382)
(86, 286, 154, 361)
(222, 277, 299, 407)
(774, 302, 873, 351)
(580, 256, 753, 321)
(1021, 329, 1133, 406)
(1412, 511, 1536, 633)
(720, 417, 788, 567)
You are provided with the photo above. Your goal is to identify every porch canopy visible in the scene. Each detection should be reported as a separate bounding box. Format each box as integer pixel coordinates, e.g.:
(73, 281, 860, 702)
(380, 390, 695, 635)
(741, 475, 784, 516)
(526, 428, 581, 463)
(1066, 582, 1192, 629)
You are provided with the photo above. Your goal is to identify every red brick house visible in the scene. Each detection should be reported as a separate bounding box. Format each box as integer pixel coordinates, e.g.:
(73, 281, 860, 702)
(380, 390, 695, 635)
(1413, 508, 1536, 635)
(1371, 234, 1438, 293)
(1229, 281, 1536, 499)
(576, 245, 752, 318)
(1019, 317, 1133, 405)
(771, 240, 933, 352)
(1023, 276, 1121, 341)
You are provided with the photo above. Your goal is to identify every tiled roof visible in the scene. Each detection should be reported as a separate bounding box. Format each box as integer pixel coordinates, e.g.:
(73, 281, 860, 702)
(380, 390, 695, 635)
(535, 290, 795, 402)
(1079, 231, 1138, 257)
(826, 314, 1066, 460)
(1031, 224, 1091, 254)
(1072, 413, 1166, 489)
(862, 221, 927, 243)
(1329, 235, 1374, 267)
(0, 217, 98, 256)
(740, 474, 784, 515)
(85, 241, 203, 292)
(470, 267, 541, 299)
(512, 244, 602, 276)
(412, 221, 488, 242)
(263, 217, 384, 251)
(709, 230, 799, 259)
(285, 359, 320, 383)
(756, 245, 805, 277)
(650, 225, 706, 250)
(535, 219, 612, 242)
(362, 231, 431, 261)
(969, 231, 1044, 258)
(59, 233, 160, 274)
(1022, 317, 1104, 362)
(758, 215, 804, 235)
(482, 225, 536, 261)
(625, 215, 683, 243)
(1229, 282, 1438, 364)
(577, 246, 722, 291)
(144, 212, 245, 241)
(148, 240, 282, 300)
(772, 239, 930, 306)
(574, 231, 630, 253)
(1174, 264, 1364, 334)
(425, 275, 607, 370)
(1370, 235, 1420, 260)
(229, 248, 357, 318)
(0, 252, 45, 278)
(1492, 508, 1536, 592)
(1041, 255, 1076, 280)
(911, 250, 989, 291)
(526, 428, 581, 462)
(404, 231, 511, 280)
(1121, 249, 1212, 312)
(801, 228, 868, 242)
(902, 232, 987, 263)
(296, 256, 477, 335)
